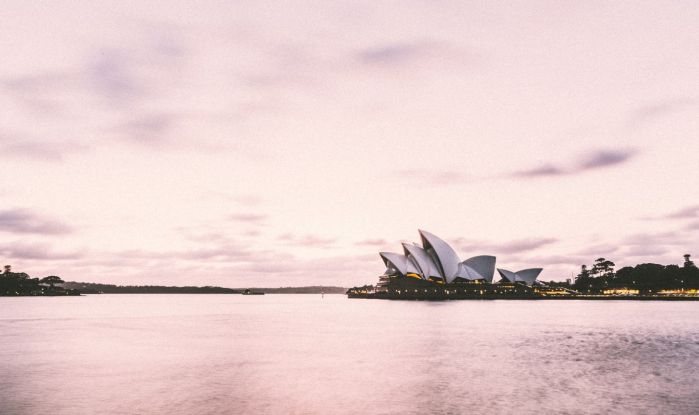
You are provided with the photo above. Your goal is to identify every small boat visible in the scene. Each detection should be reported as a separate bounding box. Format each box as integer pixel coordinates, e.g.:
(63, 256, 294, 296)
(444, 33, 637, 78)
(242, 289, 264, 295)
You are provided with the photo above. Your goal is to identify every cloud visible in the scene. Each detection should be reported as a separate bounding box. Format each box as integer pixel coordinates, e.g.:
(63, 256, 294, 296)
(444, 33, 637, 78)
(0, 137, 87, 161)
(578, 149, 636, 170)
(0, 72, 78, 114)
(277, 233, 336, 248)
(88, 48, 145, 105)
(394, 168, 468, 186)
(355, 39, 476, 70)
(355, 238, 389, 246)
(620, 231, 689, 248)
(0, 27, 191, 159)
(512, 165, 566, 178)
(640, 204, 699, 221)
(229, 213, 268, 223)
(686, 221, 699, 231)
(665, 205, 699, 219)
(621, 245, 669, 257)
(575, 244, 619, 257)
(358, 41, 435, 65)
(630, 98, 697, 125)
(524, 254, 588, 267)
(454, 237, 558, 255)
(112, 113, 178, 146)
(0, 241, 82, 260)
(511, 148, 637, 179)
(0, 209, 72, 235)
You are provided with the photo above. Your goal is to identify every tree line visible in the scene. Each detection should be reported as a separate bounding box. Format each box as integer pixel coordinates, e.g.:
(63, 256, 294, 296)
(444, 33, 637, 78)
(0, 265, 77, 296)
(571, 255, 698, 294)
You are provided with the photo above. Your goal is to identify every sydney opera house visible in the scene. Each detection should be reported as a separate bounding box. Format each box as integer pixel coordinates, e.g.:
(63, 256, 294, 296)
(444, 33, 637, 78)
(347, 229, 568, 299)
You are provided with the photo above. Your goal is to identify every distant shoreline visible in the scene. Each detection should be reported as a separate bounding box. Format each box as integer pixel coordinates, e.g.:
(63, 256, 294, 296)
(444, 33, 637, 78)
(62, 282, 346, 295)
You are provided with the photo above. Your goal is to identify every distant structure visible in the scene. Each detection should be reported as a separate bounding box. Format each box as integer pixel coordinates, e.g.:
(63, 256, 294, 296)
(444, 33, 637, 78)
(684, 254, 696, 268)
(497, 268, 543, 286)
(349, 229, 559, 299)
(379, 229, 499, 283)
(3, 265, 10, 274)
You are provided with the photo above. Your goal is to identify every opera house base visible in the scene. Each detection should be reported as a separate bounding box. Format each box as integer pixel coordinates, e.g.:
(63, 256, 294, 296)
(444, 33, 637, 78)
(346, 277, 699, 301)
(347, 277, 574, 300)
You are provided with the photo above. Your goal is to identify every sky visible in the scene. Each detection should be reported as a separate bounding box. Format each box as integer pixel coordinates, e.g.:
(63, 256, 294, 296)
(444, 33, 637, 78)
(1, 1, 698, 287)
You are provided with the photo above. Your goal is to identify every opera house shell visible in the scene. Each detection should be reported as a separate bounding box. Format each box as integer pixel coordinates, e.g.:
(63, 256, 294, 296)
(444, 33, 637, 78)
(497, 268, 543, 286)
(379, 229, 540, 286)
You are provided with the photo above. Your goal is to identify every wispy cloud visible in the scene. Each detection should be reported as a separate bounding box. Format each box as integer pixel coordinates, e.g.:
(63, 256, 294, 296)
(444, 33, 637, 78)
(0, 241, 82, 260)
(579, 150, 635, 169)
(686, 221, 699, 230)
(513, 165, 566, 178)
(229, 213, 268, 223)
(511, 148, 637, 179)
(621, 245, 669, 257)
(355, 238, 389, 246)
(358, 41, 435, 65)
(630, 97, 697, 125)
(394, 168, 469, 186)
(0, 135, 87, 161)
(0, 26, 190, 159)
(0, 209, 72, 235)
(278, 233, 336, 249)
(88, 48, 145, 106)
(620, 231, 689, 249)
(642, 204, 699, 221)
(454, 237, 558, 255)
(355, 39, 477, 70)
(665, 205, 699, 219)
(112, 113, 178, 146)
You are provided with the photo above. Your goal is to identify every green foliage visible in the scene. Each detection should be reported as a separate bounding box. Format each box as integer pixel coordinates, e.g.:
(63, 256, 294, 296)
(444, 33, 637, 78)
(574, 257, 699, 294)
(1, 269, 78, 296)
(40, 275, 65, 288)
(0, 272, 42, 295)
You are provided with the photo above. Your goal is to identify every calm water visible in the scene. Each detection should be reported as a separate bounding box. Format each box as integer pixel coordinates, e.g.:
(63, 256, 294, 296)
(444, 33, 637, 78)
(1, 295, 698, 415)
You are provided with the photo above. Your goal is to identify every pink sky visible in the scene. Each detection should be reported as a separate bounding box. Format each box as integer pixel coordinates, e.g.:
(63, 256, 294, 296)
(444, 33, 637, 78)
(1, 1, 698, 287)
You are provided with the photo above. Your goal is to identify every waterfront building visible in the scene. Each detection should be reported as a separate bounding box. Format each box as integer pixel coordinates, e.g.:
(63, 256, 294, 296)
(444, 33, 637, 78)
(380, 229, 498, 283)
(602, 288, 640, 295)
(496, 268, 543, 286)
(363, 229, 546, 299)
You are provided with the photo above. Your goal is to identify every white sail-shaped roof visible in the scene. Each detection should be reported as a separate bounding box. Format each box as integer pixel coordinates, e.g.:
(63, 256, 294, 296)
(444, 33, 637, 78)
(514, 268, 543, 285)
(379, 252, 408, 277)
(455, 262, 483, 280)
(497, 268, 542, 286)
(419, 229, 461, 282)
(402, 242, 442, 280)
(497, 268, 517, 283)
(405, 255, 420, 275)
(462, 255, 496, 282)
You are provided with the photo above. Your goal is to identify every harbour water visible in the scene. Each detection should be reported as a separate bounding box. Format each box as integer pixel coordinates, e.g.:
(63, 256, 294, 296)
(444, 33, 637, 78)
(1, 295, 698, 414)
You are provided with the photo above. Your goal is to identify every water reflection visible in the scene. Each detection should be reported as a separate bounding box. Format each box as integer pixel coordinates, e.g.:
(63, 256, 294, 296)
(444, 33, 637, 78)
(1, 295, 698, 414)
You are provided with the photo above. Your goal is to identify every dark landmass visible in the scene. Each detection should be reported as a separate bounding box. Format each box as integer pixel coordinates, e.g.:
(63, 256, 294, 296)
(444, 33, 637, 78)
(1, 267, 79, 296)
(63, 282, 346, 294)
(236, 286, 347, 294)
(1, 266, 346, 296)
(569, 255, 699, 294)
(62, 282, 241, 294)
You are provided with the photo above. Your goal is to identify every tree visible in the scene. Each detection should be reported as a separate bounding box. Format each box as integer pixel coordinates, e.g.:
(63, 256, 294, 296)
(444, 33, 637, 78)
(592, 258, 615, 278)
(40, 276, 64, 289)
(574, 265, 593, 293)
(577, 265, 590, 280)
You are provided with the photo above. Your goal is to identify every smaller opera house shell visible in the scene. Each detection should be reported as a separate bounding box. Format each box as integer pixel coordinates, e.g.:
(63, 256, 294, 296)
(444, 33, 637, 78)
(379, 229, 542, 286)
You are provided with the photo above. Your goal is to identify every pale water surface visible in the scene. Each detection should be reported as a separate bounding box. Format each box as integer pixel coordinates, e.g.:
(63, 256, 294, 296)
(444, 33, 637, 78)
(1, 295, 698, 415)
